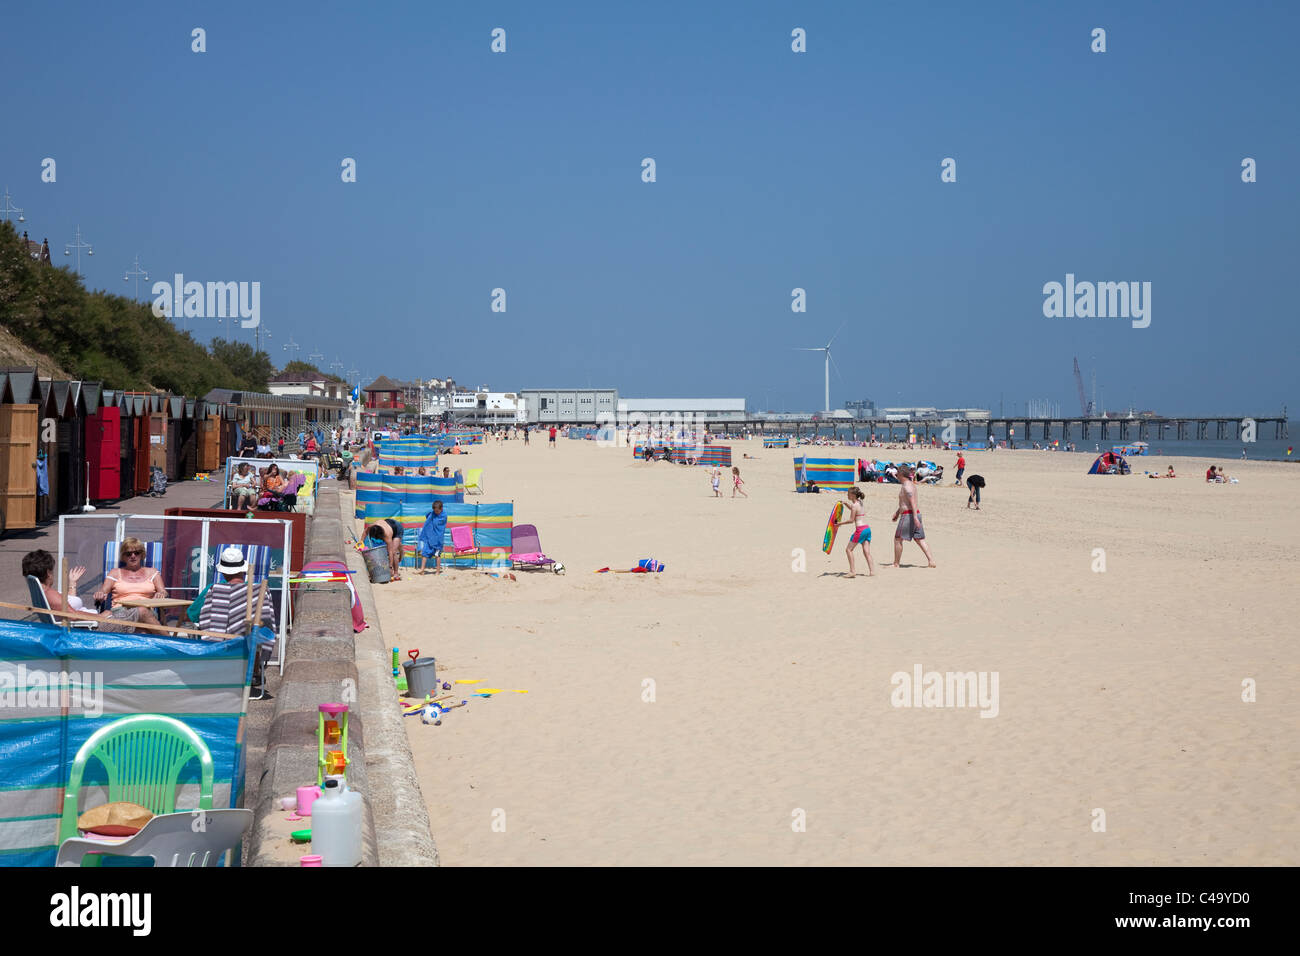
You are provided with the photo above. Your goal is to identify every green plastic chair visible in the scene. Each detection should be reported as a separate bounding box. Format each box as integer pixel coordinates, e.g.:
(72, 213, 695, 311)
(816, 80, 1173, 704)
(58, 715, 215, 848)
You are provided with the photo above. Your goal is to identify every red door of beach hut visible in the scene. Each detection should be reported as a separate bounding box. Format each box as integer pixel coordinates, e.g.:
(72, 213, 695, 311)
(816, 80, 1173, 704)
(85, 407, 121, 501)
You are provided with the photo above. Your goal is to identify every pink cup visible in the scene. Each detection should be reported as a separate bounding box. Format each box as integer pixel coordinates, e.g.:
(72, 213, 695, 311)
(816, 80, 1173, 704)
(296, 785, 322, 816)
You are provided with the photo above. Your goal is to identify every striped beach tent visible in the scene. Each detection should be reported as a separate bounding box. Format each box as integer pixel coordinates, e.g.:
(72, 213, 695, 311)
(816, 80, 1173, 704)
(0, 620, 264, 866)
(793, 456, 858, 491)
(441, 503, 513, 569)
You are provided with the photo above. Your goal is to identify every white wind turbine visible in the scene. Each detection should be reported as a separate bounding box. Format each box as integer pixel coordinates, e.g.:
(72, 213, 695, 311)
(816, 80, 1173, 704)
(795, 323, 845, 414)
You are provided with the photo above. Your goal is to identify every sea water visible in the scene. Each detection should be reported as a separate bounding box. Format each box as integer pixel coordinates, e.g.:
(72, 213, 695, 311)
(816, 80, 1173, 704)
(789, 424, 1293, 462)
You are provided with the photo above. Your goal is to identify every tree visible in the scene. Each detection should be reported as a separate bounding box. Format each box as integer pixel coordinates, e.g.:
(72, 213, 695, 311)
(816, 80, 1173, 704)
(0, 222, 289, 395)
(280, 359, 345, 383)
(210, 338, 274, 391)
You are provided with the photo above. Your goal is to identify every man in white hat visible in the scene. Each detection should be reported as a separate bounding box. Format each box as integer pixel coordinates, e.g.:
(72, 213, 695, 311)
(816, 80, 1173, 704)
(197, 546, 277, 638)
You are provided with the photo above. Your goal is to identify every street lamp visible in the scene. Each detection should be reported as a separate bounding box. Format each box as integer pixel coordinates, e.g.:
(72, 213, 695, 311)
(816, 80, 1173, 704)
(123, 254, 149, 301)
(64, 225, 94, 277)
(0, 188, 23, 223)
(282, 336, 302, 360)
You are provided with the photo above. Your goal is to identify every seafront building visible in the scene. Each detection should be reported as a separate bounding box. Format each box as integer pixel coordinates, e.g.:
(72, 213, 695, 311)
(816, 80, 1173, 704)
(617, 398, 747, 425)
(518, 388, 618, 424)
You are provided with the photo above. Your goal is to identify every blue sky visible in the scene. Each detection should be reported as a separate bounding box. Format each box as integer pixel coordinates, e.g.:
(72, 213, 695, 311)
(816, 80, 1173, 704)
(4, 0, 1297, 416)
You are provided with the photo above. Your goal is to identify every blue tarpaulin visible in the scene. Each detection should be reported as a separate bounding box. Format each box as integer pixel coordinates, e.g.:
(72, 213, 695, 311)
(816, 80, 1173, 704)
(0, 620, 265, 866)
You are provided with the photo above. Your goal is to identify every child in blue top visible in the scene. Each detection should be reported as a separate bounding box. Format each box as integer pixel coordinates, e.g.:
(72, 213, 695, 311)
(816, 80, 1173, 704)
(418, 500, 447, 574)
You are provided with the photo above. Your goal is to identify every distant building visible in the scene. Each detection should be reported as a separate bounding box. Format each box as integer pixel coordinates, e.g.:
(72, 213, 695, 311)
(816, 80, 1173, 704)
(878, 407, 942, 420)
(267, 370, 349, 402)
(844, 400, 876, 418)
(450, 391, 526, 425)
(21, 232, 50, 264)
(876, 407, 991, 421)
(519, 388, 618, 424)
(617, 398, 746, 424)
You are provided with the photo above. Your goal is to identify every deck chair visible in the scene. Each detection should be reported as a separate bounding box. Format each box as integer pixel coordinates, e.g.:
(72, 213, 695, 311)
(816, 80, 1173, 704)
(26, 575, 97, 628)
(510, 524, 558, 572)
(102, 541, 163, 578)
(463, 468, 485, 495)
(58, 715, 215, 861)
(56, 809, 252, 867)
(449, 524, 479, 563)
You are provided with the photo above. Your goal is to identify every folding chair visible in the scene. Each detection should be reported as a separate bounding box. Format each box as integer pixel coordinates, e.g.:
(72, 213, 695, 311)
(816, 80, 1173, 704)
(102, 541, 163, 577)
(449, 524, 479, 564)
(510, 524, 558, 572)
(26, 575, 97, 629)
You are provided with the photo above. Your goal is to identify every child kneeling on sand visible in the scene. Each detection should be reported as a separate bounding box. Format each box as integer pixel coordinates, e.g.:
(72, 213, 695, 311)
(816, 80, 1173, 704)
(418, 500, 447, 574)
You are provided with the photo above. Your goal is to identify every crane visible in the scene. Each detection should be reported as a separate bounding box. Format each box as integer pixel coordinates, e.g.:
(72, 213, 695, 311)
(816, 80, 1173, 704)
(1073, 357, 1092, 416)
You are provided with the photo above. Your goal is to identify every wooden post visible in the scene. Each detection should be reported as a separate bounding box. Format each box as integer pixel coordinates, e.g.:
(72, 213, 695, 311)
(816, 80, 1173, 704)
(60, 558, 70, 633)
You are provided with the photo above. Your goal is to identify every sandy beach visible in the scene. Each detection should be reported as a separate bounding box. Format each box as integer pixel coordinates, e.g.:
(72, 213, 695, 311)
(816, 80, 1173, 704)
(360, 439, 1299, 866)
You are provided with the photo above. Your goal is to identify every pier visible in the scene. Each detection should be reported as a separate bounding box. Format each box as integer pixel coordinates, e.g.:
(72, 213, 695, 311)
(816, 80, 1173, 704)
(715, 416, 1289, 443)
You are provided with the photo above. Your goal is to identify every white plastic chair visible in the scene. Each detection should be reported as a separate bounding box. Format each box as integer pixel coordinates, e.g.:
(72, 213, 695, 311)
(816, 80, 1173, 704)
(56, 809, 253, 867)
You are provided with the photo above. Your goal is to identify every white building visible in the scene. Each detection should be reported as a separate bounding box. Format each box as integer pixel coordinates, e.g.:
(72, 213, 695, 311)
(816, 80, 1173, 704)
(617, 398, 747, 424)
(452, 391, 526, 424)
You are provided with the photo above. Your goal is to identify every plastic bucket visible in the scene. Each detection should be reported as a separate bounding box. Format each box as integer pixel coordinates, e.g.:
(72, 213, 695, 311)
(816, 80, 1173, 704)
(362, 545, 391, 584)
(402, 656, 438, 698)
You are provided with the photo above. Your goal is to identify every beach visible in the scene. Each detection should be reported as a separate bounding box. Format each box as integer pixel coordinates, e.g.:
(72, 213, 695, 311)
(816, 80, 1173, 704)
(360, 439, 1299, 866)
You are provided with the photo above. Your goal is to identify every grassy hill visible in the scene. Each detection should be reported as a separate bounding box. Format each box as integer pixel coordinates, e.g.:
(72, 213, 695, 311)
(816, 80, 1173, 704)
(0, 221, 269, 394)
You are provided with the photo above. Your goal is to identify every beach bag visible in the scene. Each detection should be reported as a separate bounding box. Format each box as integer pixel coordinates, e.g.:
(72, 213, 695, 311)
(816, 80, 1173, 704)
(362, 545, 392, 584)
(150, 466, 168, 495)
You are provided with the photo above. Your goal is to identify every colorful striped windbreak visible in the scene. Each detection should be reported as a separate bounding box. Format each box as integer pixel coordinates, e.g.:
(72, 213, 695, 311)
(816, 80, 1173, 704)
(440, 502, 513, 568)
(376, 437, 439, 471)
(696, 446, 732, 468)
(632, 443, 731, 467)
(793, 456, 858, 490)
(441, 429, 484, 447)
(355, 473, 462, 519)
(0, 620, 265, 866)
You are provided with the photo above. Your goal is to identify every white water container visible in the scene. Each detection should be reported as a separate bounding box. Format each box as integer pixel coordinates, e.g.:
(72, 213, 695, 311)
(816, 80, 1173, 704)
(312, 778, 363, 866)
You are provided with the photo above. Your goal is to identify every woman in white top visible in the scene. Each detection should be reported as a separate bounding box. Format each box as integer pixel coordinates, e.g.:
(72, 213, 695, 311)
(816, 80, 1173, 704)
(22, 549, 142, 633)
